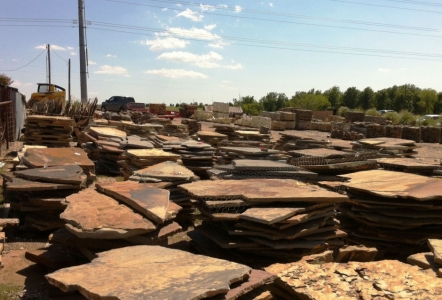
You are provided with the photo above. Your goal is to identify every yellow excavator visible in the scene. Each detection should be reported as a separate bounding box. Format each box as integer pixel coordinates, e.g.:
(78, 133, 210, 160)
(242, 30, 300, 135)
(27, 83, 66, 108)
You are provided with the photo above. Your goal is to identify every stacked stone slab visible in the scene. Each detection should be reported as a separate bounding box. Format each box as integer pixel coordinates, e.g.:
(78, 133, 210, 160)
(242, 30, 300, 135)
(274, 131, 331, 151)
(385, 125, 403, 138)
(213, 102, 230, 119)
(149, 103, 167, 115)
(180, 179, 349, 262)
(24, 115, 74, 147)
(421, 126, 441, 143)
(351, 137, 417, 157)
(181, 118, 201, 135)
(345, 111, 365, 123)
(179, 104, 198, 118)
(363, 115, 387, 125)
(321, 170, 442, 257)
(192, 110, 213, 121)
(295, 109, 313, 130)
(310, 122, 332, 132)
(365, 123, 386, 138)
(402, 126, 421, 143)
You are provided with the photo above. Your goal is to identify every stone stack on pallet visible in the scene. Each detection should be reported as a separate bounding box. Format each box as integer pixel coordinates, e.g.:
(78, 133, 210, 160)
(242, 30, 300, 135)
(214, 146, 286, 165)
(179, 104, 198, 118)
(364, 115, 387, 125)
(193, 131, 227, 147)
(402, 126, 421, 143)
(180, 179, 348, 262)
(129, 161, 199, 224)
(27, 181, 184, 268)
(119, 149, 181, 179)
(171, 140, 215, 176)
(24, 115, 74, 147)
(321, 169, 442, 257)
(260, 111, 296, 131)
(149, 103, 167, 115)
(213, 102, 231, 123)
(421, 126, 441, 143)
(213, 124, 236, 140)
(181, 118, 201, 135)
(158, 124, 189, 139)
(385, 125, 403, 138)
(274, 131, 331, 151)
(351, 137, 418, 157)
(345, 111, 365, 123)
(2, 165, 87, 231)
(295, 109, 313, 130)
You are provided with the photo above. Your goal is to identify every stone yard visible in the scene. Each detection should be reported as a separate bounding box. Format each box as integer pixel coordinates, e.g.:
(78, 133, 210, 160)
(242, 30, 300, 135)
(0, 111, 442, 299)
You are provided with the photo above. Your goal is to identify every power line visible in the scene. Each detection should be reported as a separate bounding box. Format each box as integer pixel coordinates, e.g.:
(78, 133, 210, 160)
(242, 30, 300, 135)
(379, 0, 442, 8)
(0, 49, 47, 71)
(329, 0, 442, 14)
(88, 26, 442, 61)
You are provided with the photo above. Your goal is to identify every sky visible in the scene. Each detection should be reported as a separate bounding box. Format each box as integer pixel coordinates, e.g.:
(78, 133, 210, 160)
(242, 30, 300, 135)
(1, 0, 442, 105)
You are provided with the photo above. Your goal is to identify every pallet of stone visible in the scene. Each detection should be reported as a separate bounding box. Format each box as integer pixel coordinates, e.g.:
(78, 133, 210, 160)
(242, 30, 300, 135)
(181, 118, 201, 135)
(45, 245, 260, 300)
(352, 137, 418, 157)
(233, 130, 271, 143)
(377, 157, 441, 175)
(207, 159, 319, 181)
(120, 148, 181, 177)
(215, 147, 286, 165)
(274, 131, 331, 151)
(148, 134, 183, 148)
(124, 123, 158, 138)
(118, 135, 154, 150)
(320, 169, 442, 256)
(180, 179, 348, 260)
(158, 124, 189, 138)
(212, 124, 236, 140)
(2, 165, 88, 231)
(24, 115, 74, 147)
(88, 126, 127, 141)
(129, 161, 199, 224)
(265, 259, 442, 299)
(194, 131, 228, 146)
(149, 117, 172, 126)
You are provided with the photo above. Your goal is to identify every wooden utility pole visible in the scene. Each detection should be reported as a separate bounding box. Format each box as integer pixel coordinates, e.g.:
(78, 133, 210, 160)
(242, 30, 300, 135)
(47, 44, 51, 85)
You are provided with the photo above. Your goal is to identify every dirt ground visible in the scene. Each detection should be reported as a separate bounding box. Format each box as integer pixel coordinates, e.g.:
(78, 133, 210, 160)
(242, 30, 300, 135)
(0, 118, 441, 299)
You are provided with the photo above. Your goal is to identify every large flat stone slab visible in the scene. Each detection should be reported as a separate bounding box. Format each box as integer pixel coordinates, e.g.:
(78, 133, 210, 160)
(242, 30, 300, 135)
(133, 161, 197, 181)
(334, 170, 442, 200)
(61, 189, 156, 239)
(13, 165, 87, 185)
(4, 176, 82, 192)
(95, 181, 170, 224)
(22, 147, 94, 172)
(46, 245, 251, 300)
(180, 179, 348, 203)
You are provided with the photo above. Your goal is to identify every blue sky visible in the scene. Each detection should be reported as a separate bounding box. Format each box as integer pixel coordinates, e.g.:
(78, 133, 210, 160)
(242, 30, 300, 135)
(1, 0, 442, 105)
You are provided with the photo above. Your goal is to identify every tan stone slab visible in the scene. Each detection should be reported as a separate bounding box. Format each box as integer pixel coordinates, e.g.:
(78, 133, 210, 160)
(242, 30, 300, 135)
(46, 245, 251, 300)
(335, 245, 378, 263)
(266, 260, 442, 299)
(5, 176, 82, 192)
(13, 165, 87, 185)
(22, 147, 95, 171)
(407, 252, 438, 269)
(377, 157, 441, 170)
(0, 219, 19, 227)
(89, 126, 126, 140)
(180, 179, 348, 203)
(133, 161, 197, 181)
(334, 169, 442, 200)
(61, 189, 156, 239)
(96, 181, 170, 224)
(240, 208, 300, 225)
(126, 148, 180, 159)
(197, 131, 228, 138)
(428, 239, 442, 265)
(289, 148, 353, 158)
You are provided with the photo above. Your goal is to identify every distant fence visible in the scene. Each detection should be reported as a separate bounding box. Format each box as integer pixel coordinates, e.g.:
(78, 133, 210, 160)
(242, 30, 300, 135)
(0, 101, 13, 155)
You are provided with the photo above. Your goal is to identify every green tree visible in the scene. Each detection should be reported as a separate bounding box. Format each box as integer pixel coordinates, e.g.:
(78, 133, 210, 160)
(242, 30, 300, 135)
(342, 87, 360, 109)
(259, 92, 288, 112)
(323, 86, 342, 109)
(416, 88, 437, 115)
(233, 95, 262, 115)
(359, 87, 374, 110)
(0, 73, 13, 86)
(392, 84, 419, 113)
(289, 93, 331, 110)
(374, 89, 391, 110)
(433, 92, 442, 114)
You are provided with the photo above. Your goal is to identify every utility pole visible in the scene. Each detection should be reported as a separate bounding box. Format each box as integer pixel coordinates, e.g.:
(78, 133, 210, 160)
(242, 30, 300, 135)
(68, 59, 71, 102)
(47, 44, 51, 85)
(78, 0, 88, 103)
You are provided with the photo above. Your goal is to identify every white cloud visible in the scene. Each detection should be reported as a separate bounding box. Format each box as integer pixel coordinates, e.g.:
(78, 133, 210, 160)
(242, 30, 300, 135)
(377, 68, 390, 73)
(141, 37, 189, 52)
(204, 24, 216, 31)
(269, 2, 274, 7)
(176, 3, 182, 7)
(67, 46, 74, 50)
(218, 4, 228, 8)
(234, 5, 242, 13)
(106, 54, 116, 58)
(208, 41, 229, 49)
(94, 65, 128, 74)
(157, 51, 222, 68)
(35, 44, 67, 51)
(88, 60, 97, 65)
(177, 9, 204, 22)
(200, 4, 215, 11)
(11, 80, 32, 87)
(70, 52, 76, 56)
(168, 27, 221, 41)
(145, 68, 208, 79)
(224, 63, 243, 70)
(222, 80, 231, 83)
(162, 8, 168, 11)
(12, 58, 19, 62)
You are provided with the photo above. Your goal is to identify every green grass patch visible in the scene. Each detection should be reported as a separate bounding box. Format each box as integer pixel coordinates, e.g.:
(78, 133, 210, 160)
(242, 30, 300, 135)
(166, 106, 179, 112)
(0, 283, 23, 300)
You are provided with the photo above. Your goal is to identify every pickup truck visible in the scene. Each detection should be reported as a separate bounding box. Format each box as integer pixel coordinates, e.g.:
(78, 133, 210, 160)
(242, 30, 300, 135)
(101, 96, 135, 112)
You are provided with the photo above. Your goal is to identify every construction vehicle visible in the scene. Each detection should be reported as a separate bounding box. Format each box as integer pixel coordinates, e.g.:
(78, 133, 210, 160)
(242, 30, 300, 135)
(27, 83, 66, 108)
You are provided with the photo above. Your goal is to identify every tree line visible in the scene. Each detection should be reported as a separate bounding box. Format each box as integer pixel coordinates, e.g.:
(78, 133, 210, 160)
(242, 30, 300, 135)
(232, 85, 442, 116)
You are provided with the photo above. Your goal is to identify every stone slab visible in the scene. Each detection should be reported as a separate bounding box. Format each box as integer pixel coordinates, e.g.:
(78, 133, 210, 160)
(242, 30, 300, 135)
(89, 126, 127, 140)
(46, 245, 251, 300)
(61, 189, 156, 239)
(133, 161, 197, 181)
(407, 252, 438, 269)
(240, 208, 300, 225)
(22, 148, 95, 171)
(5, 176, 82, 192)
(428, 239, 442, 265)
(13, 165, 87, 185)
(95, 181, 170, 224)
(180, 179, 348, 203)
